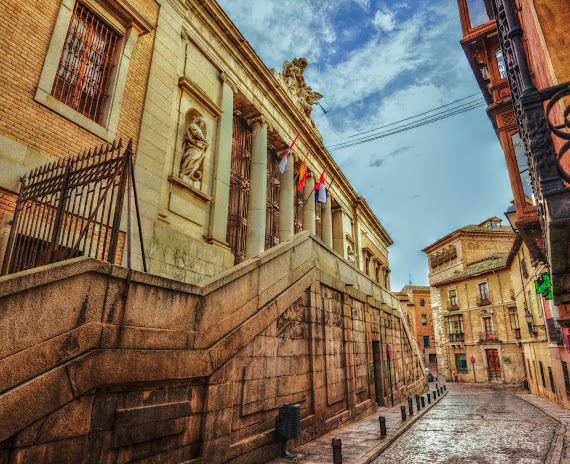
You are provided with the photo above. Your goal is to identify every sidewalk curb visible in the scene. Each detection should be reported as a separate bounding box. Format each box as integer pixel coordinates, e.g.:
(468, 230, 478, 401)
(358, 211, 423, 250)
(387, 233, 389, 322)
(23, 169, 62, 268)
(354, 389, 449, 464)
(516, 394, 566, 464)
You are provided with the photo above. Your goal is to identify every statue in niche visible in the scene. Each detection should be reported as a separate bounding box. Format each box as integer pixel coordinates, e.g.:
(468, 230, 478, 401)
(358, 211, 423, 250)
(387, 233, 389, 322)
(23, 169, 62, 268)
(180, 116, 208, 182)
(282, 58, 323, 118)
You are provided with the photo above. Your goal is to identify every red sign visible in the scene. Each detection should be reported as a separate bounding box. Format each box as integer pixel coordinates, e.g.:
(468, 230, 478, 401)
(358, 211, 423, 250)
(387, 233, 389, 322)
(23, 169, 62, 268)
(387, 346, 392, 359)
(470, 356, 475, 363)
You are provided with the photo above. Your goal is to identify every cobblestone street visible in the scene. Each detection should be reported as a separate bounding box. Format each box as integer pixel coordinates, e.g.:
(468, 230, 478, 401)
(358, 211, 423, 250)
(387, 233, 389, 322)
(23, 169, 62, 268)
(373, 383, 559, 464)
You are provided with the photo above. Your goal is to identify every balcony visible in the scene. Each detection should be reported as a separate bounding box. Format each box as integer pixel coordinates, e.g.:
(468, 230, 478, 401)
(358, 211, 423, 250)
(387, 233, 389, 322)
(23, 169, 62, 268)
(479, 332, 497, 342)
(449, 333, 464, 343)
(514, 328, 521, 340)
(477, 297, 491, 306)
(448, 300, 459, 310)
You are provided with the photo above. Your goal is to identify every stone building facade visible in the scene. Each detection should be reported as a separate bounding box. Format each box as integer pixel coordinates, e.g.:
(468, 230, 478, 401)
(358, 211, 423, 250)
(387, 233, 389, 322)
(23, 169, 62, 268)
(0, 0, 426, 462)
(0, 234, 426, 463)
(423, 217, 519, 381)
(397, 286, 436, 368)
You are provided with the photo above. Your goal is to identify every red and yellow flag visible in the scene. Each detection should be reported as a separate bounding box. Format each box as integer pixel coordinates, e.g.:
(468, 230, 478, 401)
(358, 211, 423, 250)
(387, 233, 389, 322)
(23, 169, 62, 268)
(297, 152, 309, 191)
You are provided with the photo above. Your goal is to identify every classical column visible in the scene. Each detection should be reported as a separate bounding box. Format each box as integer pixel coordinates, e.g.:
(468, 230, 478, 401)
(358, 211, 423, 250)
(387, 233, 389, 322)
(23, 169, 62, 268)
(245, 117, 268, 258)
(322, 194, 333, 248)
(302, 173, 316, 234)
(207, 73, 235, 247)
(278, 149, 295, 242)
(332, 207, 345, 256)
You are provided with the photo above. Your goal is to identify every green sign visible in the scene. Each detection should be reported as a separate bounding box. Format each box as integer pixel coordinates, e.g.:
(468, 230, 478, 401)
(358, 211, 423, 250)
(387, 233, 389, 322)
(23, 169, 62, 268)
(535, 273, 553, 300)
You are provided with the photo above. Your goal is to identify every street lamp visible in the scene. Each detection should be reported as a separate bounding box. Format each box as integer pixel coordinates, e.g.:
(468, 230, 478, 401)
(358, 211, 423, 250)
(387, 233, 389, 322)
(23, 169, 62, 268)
(504, 203, 518, 232)
(525, 311, 535, 335)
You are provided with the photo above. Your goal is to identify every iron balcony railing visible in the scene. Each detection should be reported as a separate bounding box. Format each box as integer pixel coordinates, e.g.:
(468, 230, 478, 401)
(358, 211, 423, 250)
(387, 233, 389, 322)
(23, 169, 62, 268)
(477, 297, 491, 306)
(449, 333, 464, 343)
(514, 328, 521, 340)
(448, 299, 459, 310)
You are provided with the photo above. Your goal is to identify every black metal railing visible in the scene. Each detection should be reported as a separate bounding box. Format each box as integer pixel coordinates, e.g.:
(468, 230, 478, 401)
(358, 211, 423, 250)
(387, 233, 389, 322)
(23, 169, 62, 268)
(1, 139, 146, 275)
(448, 300, 459, 310)
(477, 297, 491, 306)
(514, 328, 521, 339)
(547, 318, 565, 345)
(449, 333, 464, 343)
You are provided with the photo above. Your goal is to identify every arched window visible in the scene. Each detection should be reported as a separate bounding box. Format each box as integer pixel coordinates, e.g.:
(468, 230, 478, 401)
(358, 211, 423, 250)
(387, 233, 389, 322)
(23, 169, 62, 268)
(420, 299, 425, 307)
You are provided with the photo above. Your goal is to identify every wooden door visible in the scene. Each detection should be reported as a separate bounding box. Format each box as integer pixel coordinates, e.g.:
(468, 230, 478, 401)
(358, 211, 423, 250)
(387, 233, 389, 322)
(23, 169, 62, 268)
(486, 349, 501, 380)
(372, 341, 384, 406)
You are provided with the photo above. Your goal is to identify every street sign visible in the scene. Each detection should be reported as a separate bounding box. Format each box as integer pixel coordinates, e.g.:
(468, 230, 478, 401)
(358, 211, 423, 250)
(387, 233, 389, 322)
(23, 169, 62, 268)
(387, 345, 392, 359)
(470, 356, 475, 363)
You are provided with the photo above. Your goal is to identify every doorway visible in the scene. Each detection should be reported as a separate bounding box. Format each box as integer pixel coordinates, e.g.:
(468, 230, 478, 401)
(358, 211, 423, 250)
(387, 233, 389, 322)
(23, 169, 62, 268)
(372, 341, 385, 407)
(486, 349, 501, 380)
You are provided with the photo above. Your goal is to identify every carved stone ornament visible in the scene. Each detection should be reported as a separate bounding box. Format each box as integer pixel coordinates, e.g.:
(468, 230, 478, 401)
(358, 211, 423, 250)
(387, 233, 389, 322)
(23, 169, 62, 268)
(180, 116, 209, 182)
(281, 58, 323, 118)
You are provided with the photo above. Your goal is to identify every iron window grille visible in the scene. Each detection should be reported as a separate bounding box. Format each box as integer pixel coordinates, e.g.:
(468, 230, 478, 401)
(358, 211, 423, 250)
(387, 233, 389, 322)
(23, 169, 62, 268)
(562, 361, 570, 396)
(52, 2, 119, 124)
(539, 361, 546, 388)
(226, 115, 252, 264)
(548, 366, 556, 393)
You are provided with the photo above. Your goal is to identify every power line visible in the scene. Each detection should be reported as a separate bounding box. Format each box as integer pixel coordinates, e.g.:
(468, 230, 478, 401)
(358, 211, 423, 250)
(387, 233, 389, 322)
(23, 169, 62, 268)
(327, 93, 484, 148)
(328, 102, 487, 151)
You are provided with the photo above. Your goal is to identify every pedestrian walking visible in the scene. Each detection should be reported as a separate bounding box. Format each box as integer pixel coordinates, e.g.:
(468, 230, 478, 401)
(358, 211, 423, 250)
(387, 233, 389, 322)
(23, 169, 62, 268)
(452, 368, 459, 383)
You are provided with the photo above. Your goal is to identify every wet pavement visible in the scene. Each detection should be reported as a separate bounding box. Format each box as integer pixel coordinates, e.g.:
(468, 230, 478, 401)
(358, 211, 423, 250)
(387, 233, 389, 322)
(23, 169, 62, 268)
(373, 383, 559, 464)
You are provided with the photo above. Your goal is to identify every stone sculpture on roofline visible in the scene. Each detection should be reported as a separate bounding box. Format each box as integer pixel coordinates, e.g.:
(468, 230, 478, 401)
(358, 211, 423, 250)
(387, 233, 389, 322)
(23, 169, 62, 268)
(281, 57, 323, 119)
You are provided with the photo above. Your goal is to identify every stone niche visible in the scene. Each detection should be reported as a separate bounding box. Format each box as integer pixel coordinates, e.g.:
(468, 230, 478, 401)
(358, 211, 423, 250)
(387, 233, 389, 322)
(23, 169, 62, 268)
(168, 77, 221, 229)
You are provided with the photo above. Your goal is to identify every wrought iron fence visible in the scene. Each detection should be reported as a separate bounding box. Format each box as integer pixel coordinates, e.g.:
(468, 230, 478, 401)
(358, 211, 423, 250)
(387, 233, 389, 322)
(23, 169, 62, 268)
(1, 139, 146, 275)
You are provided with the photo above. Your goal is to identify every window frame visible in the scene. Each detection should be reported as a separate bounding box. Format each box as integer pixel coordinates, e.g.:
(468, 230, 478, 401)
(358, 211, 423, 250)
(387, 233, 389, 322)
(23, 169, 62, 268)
(423, 335, 430, 348)
(34, 0, 146, 142)
(455, 354, 468, 374)
(421, 314, 427, 325)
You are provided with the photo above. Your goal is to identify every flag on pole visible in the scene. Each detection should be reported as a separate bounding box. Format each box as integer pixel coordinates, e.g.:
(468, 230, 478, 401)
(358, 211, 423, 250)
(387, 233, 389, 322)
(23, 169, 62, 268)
(279, 133, 299, 173)
(325, 179, 334, 198)
(316, 169, 327, 203)
(297, 152, 309, 191)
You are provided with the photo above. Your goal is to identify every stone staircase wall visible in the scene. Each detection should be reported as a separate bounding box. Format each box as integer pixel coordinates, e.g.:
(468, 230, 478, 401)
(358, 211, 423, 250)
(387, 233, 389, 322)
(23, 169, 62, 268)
(0, 232, 427, 463)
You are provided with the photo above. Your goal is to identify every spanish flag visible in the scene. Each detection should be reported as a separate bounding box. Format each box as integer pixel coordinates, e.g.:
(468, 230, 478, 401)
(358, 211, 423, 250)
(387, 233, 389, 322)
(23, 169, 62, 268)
(297, 152, 309, 191)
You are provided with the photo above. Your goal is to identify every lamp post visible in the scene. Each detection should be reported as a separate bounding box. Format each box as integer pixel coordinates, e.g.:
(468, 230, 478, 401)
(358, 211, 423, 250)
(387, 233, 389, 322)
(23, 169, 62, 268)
(525, 311, 535, 335)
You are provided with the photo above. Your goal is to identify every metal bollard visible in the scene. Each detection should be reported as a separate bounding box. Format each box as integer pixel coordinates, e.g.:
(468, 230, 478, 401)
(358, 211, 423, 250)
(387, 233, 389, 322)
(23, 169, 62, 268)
(408, 396, 414, 416)
(420, 395, 425, 408)
(443, 385, 446, 392)
(415, 393, 420, 411)
(435, 383, 438, 390)
(379, 415, 387, 437)
(440, 387, 443, 395)
(427, 393, 431, 404)
(400, 405, 407, 421)
(332, 438, 342, 464)
(433, 391, 436, 400)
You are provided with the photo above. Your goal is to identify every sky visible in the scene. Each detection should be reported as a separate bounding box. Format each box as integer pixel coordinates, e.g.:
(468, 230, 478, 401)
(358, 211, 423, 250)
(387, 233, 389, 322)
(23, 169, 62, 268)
(216, 0, 514, 291)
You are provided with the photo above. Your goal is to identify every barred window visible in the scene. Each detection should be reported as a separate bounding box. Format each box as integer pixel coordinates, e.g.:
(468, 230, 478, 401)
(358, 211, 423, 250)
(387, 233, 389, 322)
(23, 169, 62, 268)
(562, 361, 570, 396)
(52, 2, 119, 124)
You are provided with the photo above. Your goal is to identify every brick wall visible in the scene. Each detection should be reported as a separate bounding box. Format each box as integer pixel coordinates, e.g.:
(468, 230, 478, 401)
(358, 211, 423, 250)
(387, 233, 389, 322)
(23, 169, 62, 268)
(0, 0, 159, 163)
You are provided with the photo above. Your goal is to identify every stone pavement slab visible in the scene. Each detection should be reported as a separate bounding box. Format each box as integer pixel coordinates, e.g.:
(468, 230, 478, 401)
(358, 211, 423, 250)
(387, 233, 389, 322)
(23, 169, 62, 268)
(517, 393, 570, 464)
(268, 386, 447, 464)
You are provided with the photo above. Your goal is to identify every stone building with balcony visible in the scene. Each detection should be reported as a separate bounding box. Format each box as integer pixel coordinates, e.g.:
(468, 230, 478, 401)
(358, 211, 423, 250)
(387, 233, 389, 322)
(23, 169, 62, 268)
(0, 0, 426, 462)
(423, 217, 522, 382)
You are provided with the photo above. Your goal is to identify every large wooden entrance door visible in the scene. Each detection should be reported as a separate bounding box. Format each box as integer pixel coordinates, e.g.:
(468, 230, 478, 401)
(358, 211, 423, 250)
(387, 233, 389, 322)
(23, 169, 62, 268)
(486, 349, 501, 380)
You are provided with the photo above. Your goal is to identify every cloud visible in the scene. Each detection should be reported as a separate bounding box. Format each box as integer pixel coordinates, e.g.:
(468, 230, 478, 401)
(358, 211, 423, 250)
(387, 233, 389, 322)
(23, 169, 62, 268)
(369, 158, 384, 167)
(373, 9, 396, 32)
